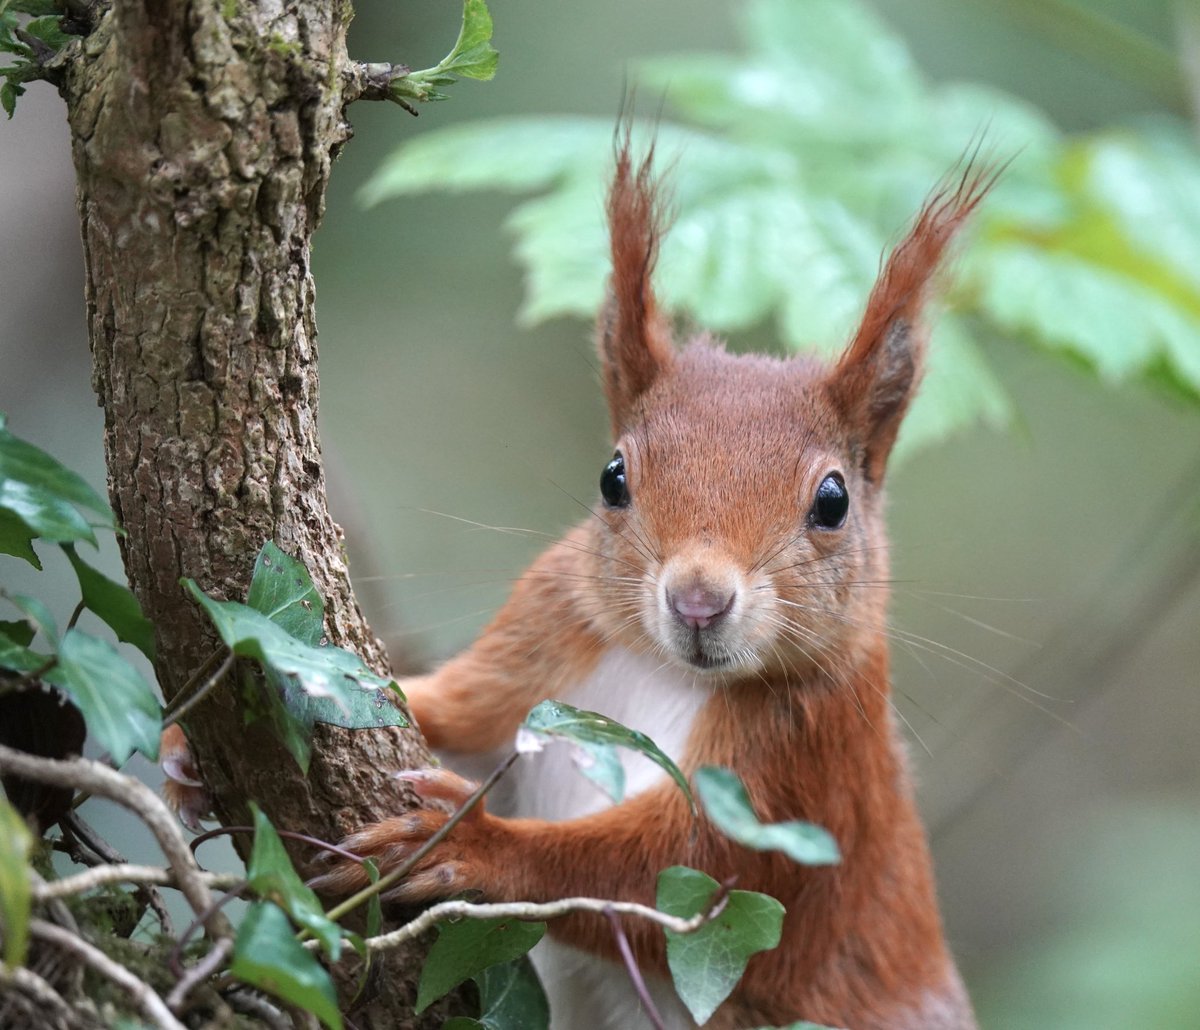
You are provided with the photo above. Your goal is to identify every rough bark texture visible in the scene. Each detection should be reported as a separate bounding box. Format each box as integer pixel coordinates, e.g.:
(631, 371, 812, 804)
(60, 1, 445, 1023)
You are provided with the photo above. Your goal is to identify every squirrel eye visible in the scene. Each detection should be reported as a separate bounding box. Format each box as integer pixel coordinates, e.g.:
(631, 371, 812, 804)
(600, 451, 631, 508)
(810, 473, 849, 529)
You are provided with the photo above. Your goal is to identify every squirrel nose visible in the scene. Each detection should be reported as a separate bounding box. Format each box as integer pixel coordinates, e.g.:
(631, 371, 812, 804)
(669, 586, 735, 631)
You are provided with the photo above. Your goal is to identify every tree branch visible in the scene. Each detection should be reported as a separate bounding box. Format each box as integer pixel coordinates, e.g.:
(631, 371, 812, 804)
(0, 746, 230, 938)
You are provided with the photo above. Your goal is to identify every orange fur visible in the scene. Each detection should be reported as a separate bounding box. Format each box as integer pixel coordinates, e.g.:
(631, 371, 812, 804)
(318, 137, 989, 1029)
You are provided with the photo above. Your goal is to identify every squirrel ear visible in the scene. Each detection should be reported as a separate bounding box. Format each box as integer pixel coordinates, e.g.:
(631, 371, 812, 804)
(831, 164, 996, 481)
(596, 131, 673, 435)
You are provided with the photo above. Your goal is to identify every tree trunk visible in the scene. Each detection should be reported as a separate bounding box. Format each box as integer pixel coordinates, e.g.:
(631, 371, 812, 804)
(60, 1, 442, 1023)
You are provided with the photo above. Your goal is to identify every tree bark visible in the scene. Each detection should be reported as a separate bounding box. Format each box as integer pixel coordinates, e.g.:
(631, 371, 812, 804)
(60, 1, 443, 1023)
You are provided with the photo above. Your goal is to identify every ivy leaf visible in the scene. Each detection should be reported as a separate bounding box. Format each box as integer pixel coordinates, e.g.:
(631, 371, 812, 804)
(416, 917, 546, 1013)
(63, 545, 156, 661)
(186, 557, 405, 772)
(245, 541, 324, 645)
(184, 580, 406, 724)
(0, 508, 40, 567)
(443, 956, 550, 1030)
(232, 901, 342, 1030)
(3, 591, 58, 646)
(0, 795, 32, 966)
(695, 766, 840, 866)
(0, 79, 19, 119)
(245, 804, 342, 960)
(657, 866, 784, 1025)
(43, 629, 160, 764)
(0, 415, 115, 540)
(0, 622, 43, 675)
(0, 619, 34, 648)
(518, 699, 695, 815)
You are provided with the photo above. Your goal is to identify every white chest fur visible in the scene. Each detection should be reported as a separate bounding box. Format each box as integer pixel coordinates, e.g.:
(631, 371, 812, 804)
(510, 645, 713, 822)
(433, 647, 711, 1029)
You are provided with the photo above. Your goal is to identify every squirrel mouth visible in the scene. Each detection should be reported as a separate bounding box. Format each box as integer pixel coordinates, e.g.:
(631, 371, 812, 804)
(680, 640, 736, 671)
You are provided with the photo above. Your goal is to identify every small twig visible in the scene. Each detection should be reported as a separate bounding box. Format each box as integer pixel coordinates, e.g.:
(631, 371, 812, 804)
(62, 812, 176, 935)
(0, 746, 231, 939)
(344, 61, 413, 105)
(65, 598, 87, 632)
(30, 918, 187, 1030)
(222, 989, 291, 1030)
(33, 863, 242, 901)
(319, 750, 521, 925)
(191, 823, 365, 865)
(168, 883, 247, 980)
(161, 649, 231, 728)
(0, 961, 80, 1030)
(324, 892, 732, 955)
(605, 906, 666, 1030)
(165, 937, 233, 1014)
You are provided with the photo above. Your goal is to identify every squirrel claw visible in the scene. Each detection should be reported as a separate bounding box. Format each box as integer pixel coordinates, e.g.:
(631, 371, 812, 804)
(308, 768, 494, 899)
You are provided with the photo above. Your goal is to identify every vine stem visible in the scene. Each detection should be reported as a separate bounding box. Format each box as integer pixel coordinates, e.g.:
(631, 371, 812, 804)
(323, 889, 733, 955)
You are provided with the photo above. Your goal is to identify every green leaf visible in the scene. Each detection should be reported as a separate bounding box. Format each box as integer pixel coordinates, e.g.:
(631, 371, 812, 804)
(971, 241, 1200, 397)
(443, 956, 550, 1030)
(44, 629, 160, 764)
(894, 316, 1013, 460)
(645, 0, 923, 146)
(184, 579, 406, 729)
(8, 1, 62, 15)
(0, 417, 114, 531)
(23, 14, 68, 50)
(657, 866, 784, 1025)
(3, 591, 58, 646)
(0, 78, 20, 119)
(0, 477, 97, 545)
(390, 0, 497, 105)
(246, 541, 325, 645)
(361, 117, 612, 205)
(0, 508, 39, 567)
(63, 545, 156, 661)
(416, 917, 546, 1013)
(439, 0, 498, 81)
(0, 619, 34, 648)
(695, 766, 839, 866)
(519, 699, 695, 815)
(0, 624, 44, 676)
(232, 901, 342, 1030)
(245, 804, 342, 960)
(0, 794, 32, 966)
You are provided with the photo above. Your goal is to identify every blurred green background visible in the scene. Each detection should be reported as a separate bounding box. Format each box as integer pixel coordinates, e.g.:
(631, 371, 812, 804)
(2, 1, 1198, 1026)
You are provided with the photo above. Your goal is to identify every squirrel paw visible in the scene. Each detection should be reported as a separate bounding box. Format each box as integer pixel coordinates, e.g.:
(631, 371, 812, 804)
(309, 768, 501, 903)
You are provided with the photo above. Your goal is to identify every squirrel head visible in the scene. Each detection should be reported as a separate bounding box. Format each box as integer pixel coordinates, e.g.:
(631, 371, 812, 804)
(585, 132, 994, 680)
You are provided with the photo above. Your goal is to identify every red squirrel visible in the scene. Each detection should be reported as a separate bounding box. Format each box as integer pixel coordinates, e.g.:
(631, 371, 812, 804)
(314, 137, 989, 1029)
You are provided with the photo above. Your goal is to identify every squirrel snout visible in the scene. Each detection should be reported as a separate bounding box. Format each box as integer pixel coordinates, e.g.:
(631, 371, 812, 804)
(668, 585, 735, 630)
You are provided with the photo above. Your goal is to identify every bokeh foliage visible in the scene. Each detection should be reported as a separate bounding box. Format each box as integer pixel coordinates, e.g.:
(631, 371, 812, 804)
(362, 0, 1200, 457)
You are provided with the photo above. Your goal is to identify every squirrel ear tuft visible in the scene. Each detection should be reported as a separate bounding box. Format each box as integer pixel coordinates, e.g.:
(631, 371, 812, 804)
(831, 160, 998, 481)
(596, 126, 674, 435)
